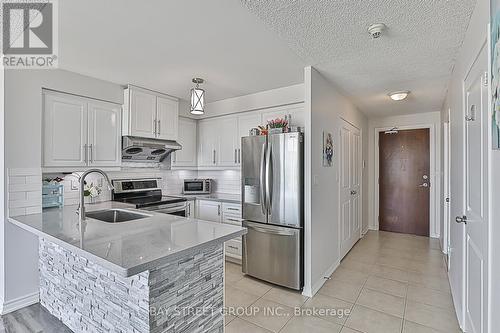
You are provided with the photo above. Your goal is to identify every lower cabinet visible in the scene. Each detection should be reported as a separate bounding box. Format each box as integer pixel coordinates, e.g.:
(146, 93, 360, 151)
(186, 200, 195, 218)
(196, 200, 222, 222)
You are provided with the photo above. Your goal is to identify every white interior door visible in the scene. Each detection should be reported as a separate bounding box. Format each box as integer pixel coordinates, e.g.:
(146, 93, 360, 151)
(460, 43, 489, 333)
(339, 119, 361, 259)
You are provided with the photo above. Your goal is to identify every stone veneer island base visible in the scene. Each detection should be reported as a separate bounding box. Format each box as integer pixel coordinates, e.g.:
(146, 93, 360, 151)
(40, 238, 224, 333)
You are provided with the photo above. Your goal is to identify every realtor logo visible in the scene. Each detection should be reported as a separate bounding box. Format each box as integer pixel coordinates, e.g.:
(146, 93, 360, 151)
(1, 0, 58, 68)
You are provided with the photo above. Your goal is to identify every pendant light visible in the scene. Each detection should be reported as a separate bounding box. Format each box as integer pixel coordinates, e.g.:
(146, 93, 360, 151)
(190, 78, 205, 115)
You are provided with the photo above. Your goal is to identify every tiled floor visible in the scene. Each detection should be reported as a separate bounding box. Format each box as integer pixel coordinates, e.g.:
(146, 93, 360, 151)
(224, 230, 461, 333)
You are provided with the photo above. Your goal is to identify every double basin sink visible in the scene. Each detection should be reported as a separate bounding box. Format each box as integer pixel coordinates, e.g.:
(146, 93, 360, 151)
(85, 209, 150, 223)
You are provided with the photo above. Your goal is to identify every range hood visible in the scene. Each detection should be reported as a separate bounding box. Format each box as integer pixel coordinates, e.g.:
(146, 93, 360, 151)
(122, 136, 181, 162)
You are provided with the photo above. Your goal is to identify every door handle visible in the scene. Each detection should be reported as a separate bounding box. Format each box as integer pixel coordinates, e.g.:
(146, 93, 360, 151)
(419, 183, 429, 187)
(238, 148, 241, 164)
(247, 225, 295, 236)
(153, 119, 157, 136)
(260, 143, 267, 214)
(158, 119, 161, 136)
(213, 150, 216, 164)
(83, 144, 88, 164)
(265, 142, 273, 211)
(455, 215, 467, 224)
(234, 149, 237, 164)
(350, 190, 357, 195)
(89, 144, 94, 163)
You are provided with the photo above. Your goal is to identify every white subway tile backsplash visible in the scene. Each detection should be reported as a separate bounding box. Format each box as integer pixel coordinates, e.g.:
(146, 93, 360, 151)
(8, 168, 42, 217)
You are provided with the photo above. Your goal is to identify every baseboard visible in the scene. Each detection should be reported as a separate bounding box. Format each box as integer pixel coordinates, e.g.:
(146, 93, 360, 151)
(0, 291, 39, 315)
(303, 260, 340, 298)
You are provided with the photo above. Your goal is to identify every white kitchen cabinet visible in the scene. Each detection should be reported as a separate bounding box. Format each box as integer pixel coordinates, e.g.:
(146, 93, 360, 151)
(128, 88, 156, 138)
(123, 86, 179, 140)
(216, 116, 238, 166)
(172, 117, 197, 167)
(43, 93, 88, 167)
(198, 119, 218, 167)
(261, 104, 304, 128)
(88, 101, 121, 167)
(196, 200, 222, 222)
(43, 91, 121, 168)
(156, 96, 178, 140)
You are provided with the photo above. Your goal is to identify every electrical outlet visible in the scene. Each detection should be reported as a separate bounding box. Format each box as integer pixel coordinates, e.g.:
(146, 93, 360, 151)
(71, 180, 78, 190)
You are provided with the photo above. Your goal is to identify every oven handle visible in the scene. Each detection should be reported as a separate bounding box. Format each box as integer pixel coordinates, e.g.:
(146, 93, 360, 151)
(142, 203, 187, 213)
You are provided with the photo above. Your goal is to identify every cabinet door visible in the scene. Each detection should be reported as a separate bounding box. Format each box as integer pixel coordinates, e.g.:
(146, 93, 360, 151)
(216, 116, 238, 166)
(196, 200, 221, 222)
(198, 119, 218, 166)
(261, 105, 304, 128)
(237, 113, 262, 164)
(156, 96, 179, 140)
(129, 88, 156, 138)
(88, 101, 121, 167)
(43, 93, 88, 167)
(172, 117, 197, 167)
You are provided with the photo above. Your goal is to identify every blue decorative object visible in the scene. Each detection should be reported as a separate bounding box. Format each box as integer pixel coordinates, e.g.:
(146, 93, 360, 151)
(42, 184, 64, 209)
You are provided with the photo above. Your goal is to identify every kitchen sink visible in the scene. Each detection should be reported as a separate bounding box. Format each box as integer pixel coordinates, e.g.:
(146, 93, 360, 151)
(85, 209, 150, 223)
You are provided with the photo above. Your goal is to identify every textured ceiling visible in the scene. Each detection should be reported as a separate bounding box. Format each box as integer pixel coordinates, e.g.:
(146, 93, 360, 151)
(57, 0, 306, 103)
(240, 0, 476, 116)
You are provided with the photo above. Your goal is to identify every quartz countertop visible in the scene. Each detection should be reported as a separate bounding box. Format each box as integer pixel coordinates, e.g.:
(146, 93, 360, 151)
(171, 193, 241, 204)
(9, 202, 246, 277)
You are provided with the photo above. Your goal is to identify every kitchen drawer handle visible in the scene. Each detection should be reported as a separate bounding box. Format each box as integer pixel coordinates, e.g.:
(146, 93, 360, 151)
(226, 218, 242, 222)
(227, 245, 239, 250)
(227, 208, 240, 211)
(247, 225, 296, 236)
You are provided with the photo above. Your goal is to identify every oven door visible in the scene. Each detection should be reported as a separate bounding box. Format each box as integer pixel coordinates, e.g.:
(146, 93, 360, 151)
(141, 202, 188, 217)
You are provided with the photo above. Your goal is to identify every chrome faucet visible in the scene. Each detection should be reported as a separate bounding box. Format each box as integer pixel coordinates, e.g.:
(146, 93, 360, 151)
(77, 169, 114, 222)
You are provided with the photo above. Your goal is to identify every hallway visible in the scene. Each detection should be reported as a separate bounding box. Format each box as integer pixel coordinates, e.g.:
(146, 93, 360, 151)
(225, 231, 460, 333)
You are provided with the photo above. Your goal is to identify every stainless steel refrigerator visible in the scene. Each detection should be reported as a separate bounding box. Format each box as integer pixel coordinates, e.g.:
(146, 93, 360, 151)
(241, 132, 304, 290)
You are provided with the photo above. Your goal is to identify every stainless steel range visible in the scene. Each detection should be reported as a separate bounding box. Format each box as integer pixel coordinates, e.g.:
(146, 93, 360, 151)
(112, 179, 188, 217)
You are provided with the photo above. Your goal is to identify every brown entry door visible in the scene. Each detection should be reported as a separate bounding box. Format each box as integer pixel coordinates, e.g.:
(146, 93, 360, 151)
(379, 128, 430, 236)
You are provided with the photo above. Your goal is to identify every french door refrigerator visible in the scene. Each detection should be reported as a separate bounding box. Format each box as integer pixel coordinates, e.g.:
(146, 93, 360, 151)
(241, 132, 304, 290)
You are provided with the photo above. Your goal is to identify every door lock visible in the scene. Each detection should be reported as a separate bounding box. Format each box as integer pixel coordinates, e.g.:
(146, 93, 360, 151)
(418, 183, 429, 187)
(455, 215, 467, 224)
(350, 190, 357, 195)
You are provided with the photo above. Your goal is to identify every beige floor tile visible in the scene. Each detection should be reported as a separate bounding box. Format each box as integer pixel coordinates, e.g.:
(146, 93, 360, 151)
(224, 313, 236, 326)
(340, 258, 376, 274)
(233, 276, 273, 297)
(406, 284, 454, 310)
(345, 304, 403, 333)
(302, 294, 353, 325)
(403, 320, 443, 333)
(279, 315, 342, 333)
(225, 285, 261, 309)
(405, 300, 461, 333)
(356, 288, 405, 318)
(408, 273, 451, 293)
(225, 261, 243, 274)
(376, 255, 410, 270)
(372, 264, 409, 283)
(330, 267, 369, 286)
(262, 287, 308, 308)
(364, 275, 407, 297)
(239, 298, 294, 332)
(379, 247, 414, 260)
(225, 317, 272, 333)
(225, 270, 244, 284)
(318, 278, 362, 303)
(340, 327, 363, 333)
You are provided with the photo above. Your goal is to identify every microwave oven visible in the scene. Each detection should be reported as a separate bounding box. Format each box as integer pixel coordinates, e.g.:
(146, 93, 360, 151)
(183, 179, 212, 194)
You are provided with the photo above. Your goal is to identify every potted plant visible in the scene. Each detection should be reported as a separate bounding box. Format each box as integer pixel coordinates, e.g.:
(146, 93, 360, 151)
(267, 118, 288, 134)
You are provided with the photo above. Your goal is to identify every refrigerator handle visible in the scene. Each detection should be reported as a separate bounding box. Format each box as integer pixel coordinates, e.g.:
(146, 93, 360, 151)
(265, 142, 273, 211)
(259, 142, 267, 214)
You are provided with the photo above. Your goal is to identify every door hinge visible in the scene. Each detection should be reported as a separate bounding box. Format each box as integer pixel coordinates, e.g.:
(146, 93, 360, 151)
(484, 72, 489, 86)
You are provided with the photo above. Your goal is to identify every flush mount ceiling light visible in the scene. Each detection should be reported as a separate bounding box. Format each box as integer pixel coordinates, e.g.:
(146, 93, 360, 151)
(190, 78, 205, 115)
(368, 23, 386, 39)
(388, 90, 410, 101)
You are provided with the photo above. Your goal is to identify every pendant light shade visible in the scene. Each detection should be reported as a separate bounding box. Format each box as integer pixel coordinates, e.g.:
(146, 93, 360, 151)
(190, 78, 205, 115)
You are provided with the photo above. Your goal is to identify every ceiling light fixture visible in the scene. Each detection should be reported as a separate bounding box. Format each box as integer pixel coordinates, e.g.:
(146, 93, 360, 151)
(368, 23, 386, 39)
(388, 90, 410, 101)
(190, 78, 205, 115)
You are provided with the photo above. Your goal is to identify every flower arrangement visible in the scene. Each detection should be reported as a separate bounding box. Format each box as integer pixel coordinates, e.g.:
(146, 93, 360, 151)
(84, 182, 101, 198)
(267, 118, 288, 129)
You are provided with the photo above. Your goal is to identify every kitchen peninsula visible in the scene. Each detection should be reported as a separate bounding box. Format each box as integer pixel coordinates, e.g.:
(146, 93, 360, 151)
(9, 202, 246, 333)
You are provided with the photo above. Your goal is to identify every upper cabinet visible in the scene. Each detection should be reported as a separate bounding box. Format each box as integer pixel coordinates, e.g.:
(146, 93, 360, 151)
(43, 91, 121, 168)
(123, 85, 179, 141)
(172, 117, 197, 167)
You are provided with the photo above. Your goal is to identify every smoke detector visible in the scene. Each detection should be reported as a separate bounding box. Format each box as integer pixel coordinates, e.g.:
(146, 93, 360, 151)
(368, 23, 386, 39)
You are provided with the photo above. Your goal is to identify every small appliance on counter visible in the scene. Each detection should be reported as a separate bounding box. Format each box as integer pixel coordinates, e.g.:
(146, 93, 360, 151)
(183, 179, 212, 194)
(112, 178, 188, 216)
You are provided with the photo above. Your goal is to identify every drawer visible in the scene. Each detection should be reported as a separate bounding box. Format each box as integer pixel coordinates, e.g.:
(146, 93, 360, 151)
(225, 238, 242, 256)
(222, 203, 241, 215)
(222, 214, 243, 226)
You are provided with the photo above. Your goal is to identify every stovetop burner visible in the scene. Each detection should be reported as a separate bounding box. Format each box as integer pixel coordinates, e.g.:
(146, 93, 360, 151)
(112, 178, 187, 208)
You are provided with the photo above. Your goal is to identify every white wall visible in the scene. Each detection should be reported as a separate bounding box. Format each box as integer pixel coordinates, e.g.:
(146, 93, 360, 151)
(303, 67, 368, 296)
(2, 69, 124, 312)
(441, 0, 489, 329)
(367, 112, 442, 238)
(0, 67, 5, 306)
